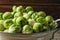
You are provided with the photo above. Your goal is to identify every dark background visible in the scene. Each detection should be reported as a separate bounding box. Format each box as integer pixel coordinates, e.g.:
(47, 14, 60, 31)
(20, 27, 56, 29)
(0, 0, 60, 19)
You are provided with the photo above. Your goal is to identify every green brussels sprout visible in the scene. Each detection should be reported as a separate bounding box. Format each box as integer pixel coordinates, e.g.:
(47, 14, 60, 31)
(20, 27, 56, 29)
(28, 19, 35, 26)
(42, 26, 49, 31)
(11, 12, 16, 18)
(31, 12, 37, 20)
(14, 12, 23, 18)
(23, 13, 29, 19)
(23, 11, 34, 19)
(22, 25, 33, 34)
(11, 12, 16, 15)
(8, 24, 21, 33)
(16, 6, 25, 12)
(36, 17, 45, 24)
(49, 22, 56, 29)
(26, 11, 34, 19)
(25, 6, 33, 12)
(16, 17, 28, 26)
(33, 23, 42, 32)
(12, 17, 17, 24)
(37, 11, 46, 17)
(3, 19, 13, 28)
(3, 12, 13, 20)
(0, 12, 3, 20)
(28, 11, 34, 15)
(45, 16, 53, 22)
(0, 20, 5, 31)
(4, 29, 8, 33)
(12, 6, 17, 12)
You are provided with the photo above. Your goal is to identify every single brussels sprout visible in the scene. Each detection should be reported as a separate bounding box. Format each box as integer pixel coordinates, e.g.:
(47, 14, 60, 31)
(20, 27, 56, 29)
(4, 29, 8, 33)
(42, 25, 49, 31)
(26, 11, 34, 19)
(3, 19, 13, 28)
(23, 13, 29, 19)
(28, 11, 34, 15)
(16, 17, 28, 26)
(49, 22, 56, 29)
(12, 17, 17, 24)
(45, 16, 53, 22)
(14, 12, 23, 18)
(0, 20, 5, 31)
(8, 24, 21, 33)
(33, 23, 42, 32)
(3, 12, 13, 20)
(12, 6, 17, 12)
(11, 12, 16, 18)
(0, 12, 3, 20)
(36, 17, 45, 24)
(22, 25, 33, 34)
(25, 6, 33, 12)
(0, 25, 4, 31)
(16, 6, 25, 12)
(37, 11, 46, 17)
(11, 12, 16, 15)
(28, 19, 35, 26)
(31, 12, 37, 20)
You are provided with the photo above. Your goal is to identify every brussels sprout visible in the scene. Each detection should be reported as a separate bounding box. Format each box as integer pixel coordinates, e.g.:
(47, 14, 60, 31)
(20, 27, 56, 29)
(28, 11, 34, 15)
(22, 25, 33, 34)
(31, 12, 37, 20)
(26, 11, 34, 19)
(16, 6, 25, 12)
(8, 24, 21, 33)
(4, 29, 8, 33)
(3, 19, 13, 28)
(12, 17, 17, 24)
(0, 25, 4, 31)
(0, 13, 3, 20)
(14, 12, 23, 18)
(3, 12, 13, 20)
(11, 12, 16, 18)
(23, 13, 29, 19)
(28, 19, 35, 26)
(0, 20, 5, 31)
(33, 23, 42, 32)
(11, 12, 16, 15)
(45, 16, 53, 22)
(12, 6, 17, 12)
(25, 6, 33, 12)
(37, 11, 46, 17)
(49, 22, 56, 29)
(42, 26, 49, 31)
(16, 17, 28, 26)
(36, 17, 45, 24)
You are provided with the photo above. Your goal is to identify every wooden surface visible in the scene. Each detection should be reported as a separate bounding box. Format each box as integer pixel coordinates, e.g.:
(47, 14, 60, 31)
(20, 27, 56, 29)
(52, 29, 60, 40)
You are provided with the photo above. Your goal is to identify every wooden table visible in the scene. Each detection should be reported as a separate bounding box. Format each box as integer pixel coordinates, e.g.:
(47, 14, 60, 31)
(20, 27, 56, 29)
(52, 29, 60, 40)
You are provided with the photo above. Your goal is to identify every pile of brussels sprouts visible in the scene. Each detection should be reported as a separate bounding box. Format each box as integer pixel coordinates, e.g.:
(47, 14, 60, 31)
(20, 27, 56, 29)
(0, 5, 56, 34)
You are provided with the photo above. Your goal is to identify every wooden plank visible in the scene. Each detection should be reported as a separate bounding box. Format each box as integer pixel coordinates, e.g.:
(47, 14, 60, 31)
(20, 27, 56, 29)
(53, 29, 60, 40)
(0, 0, 60, 5)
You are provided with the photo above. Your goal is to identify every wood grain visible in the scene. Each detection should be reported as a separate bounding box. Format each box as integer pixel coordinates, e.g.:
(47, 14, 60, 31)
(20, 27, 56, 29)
(53, 30, 60, 40)
(0, 0, 60, 5)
